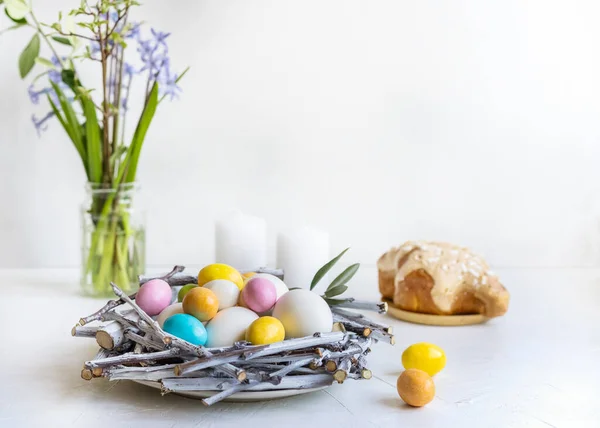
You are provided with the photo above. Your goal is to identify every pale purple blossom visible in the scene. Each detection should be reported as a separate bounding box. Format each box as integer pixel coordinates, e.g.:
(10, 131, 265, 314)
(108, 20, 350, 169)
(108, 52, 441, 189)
(126, 23, 141, 40)
(123, 62, 137, 77)
(150, 29, 170, 46)
(27, 15, 183, 136)
(32, 112, 55, 136)
(48, 56, 63, 84)
(157, 58, 181, 100)
(28, 85, 52, 105)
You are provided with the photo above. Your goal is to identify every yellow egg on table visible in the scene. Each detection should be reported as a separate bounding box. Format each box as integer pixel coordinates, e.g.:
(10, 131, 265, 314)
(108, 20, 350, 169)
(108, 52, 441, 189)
(245, 316, 285, 345)
(402, 342, 446, 376)
(198, 263, 244, 290)
(397, 369, 435, 407)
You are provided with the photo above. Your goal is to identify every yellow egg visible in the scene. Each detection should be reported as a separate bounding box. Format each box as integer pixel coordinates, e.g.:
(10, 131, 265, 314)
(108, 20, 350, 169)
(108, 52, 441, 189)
(402, 342, 446, 376)
(198, 263, 244, 290)
(397, 369, 435, 407)
(245, 316, 285, 345)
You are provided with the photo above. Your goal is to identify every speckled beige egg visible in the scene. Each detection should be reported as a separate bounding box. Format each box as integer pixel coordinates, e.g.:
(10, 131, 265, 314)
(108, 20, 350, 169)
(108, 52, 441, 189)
(396, 369, 435, 407)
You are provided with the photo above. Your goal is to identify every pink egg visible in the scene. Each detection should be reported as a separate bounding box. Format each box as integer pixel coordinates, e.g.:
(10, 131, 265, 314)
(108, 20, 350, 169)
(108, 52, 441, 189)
(136, 279, 172, 316)
(241, 277, 277, 313)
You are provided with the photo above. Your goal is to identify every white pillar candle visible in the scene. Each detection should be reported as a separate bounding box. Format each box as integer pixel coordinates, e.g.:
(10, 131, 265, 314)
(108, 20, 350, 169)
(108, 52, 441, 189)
(215, 211, 267, 270)
(277, 227, 330, 290)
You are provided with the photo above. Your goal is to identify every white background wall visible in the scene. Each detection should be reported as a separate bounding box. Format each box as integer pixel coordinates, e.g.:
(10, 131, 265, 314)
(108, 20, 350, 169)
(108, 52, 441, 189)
(1, 0, 600, 269)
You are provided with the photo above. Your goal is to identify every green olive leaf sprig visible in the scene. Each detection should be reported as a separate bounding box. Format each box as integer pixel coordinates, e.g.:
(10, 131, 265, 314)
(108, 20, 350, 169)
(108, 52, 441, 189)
(309, 247, 360, 304)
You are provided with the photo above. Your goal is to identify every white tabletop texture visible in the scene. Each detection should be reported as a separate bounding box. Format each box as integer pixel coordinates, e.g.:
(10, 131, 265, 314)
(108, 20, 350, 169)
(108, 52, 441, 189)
(0, 268, 598, 428)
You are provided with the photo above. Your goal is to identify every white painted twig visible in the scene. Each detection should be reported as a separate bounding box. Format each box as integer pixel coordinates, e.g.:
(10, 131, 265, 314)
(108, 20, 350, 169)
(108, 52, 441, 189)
(243, 332, 345, 360)
(332, 298, 388, 314)
(71, 325, 98, 338)
(125, 330, 165, 351)
(268, 357, 318, 378)
(96, 320, 129, 350)
(85, 349, 180, 368)
(331, 306, 392, 332)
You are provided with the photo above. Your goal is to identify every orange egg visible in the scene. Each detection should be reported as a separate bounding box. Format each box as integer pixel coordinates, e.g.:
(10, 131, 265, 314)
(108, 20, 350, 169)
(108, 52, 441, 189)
(182, 287, 219, 322)
(242, 272, 256, 280)
(396, 369, 435, 407)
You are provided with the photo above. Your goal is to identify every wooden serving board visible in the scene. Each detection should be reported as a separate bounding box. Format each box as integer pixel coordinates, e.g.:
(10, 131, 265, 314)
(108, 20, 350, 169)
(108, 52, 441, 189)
(383, 298, 489, 326)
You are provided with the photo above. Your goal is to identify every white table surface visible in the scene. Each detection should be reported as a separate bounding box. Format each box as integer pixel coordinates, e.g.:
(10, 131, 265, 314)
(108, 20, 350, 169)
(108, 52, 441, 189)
(0, 267, 598, 428)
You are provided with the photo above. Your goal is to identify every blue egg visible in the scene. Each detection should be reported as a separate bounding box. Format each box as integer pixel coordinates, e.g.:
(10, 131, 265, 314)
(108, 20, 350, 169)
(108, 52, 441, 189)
(163, 313, 208, 346)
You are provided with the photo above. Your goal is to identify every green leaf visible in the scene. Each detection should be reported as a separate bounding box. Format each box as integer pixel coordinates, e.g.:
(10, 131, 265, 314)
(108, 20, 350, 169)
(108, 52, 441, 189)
(324, 284, 348, 298)
(122, 83, 159, 183)
(322, 297, 348, 306)
(326, 263, 360, 293)
(176, 67, 190, 84)
(4, 8, 26, 24)
(52, 36, 72, 46)
(310, 247, 350, 290)
(47, 94, 88, 175)
(81, 95, 102, 183)
(18, 33, 40, 78)
(0, 23, 24, 35)
(5, 0, 29, 21)
(34, 57, 55, 68)
(109, 145, 127, 168)
(61, 69, 76, 89)
(159, 67, 190, 103)
(50, 82, 87, 176)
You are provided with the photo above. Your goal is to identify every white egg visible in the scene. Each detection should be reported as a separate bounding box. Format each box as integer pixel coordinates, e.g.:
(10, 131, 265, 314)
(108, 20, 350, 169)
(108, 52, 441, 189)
(272, 289, 332, 339)
(203, 279, 240, 310)
(252, 273, 289, 300)
(156, 303, 183, 328)
(205, 306, 258, 348)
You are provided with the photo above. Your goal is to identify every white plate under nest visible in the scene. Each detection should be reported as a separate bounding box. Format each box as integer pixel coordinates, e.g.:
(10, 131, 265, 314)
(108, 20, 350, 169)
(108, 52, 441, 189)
(134, 380, 330, 402)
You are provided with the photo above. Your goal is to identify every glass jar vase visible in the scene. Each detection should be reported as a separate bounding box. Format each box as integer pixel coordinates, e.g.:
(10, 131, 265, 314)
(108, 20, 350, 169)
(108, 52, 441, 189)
(81, 183, 146, 297)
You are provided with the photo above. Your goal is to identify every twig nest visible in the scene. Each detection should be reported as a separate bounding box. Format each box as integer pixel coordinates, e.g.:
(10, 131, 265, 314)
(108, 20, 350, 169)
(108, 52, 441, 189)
(163, 314, 208, 346)
(198, 263, 244, 290)
(182, 287, 219, 321)
(245, 316, 285, 345)
(242, 278, 277, 313)
(396, 369, 435, 407)
(252, 273, 289, 300)
(203, 280, 240, 310)
(272, 289, 333, 339)
(156, 302, 184, 328)
(136, 279, 172, 316)
(402, 343, 446, 376)
(205, 306, 259, 347)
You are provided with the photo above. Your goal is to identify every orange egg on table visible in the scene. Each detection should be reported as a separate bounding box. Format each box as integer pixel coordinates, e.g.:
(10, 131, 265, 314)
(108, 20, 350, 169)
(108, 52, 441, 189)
(182, 287, 219, 322)
(396, 369, 435, 407)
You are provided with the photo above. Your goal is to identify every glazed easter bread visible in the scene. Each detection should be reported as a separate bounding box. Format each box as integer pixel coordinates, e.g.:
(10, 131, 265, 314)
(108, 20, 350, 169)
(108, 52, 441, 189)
(378, 241, 509, 318)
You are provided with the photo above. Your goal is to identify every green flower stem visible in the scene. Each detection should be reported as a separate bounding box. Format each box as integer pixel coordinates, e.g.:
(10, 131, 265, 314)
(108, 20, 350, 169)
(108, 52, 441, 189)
(83, 186, 142, 296)
(28, 11, 67, 69)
